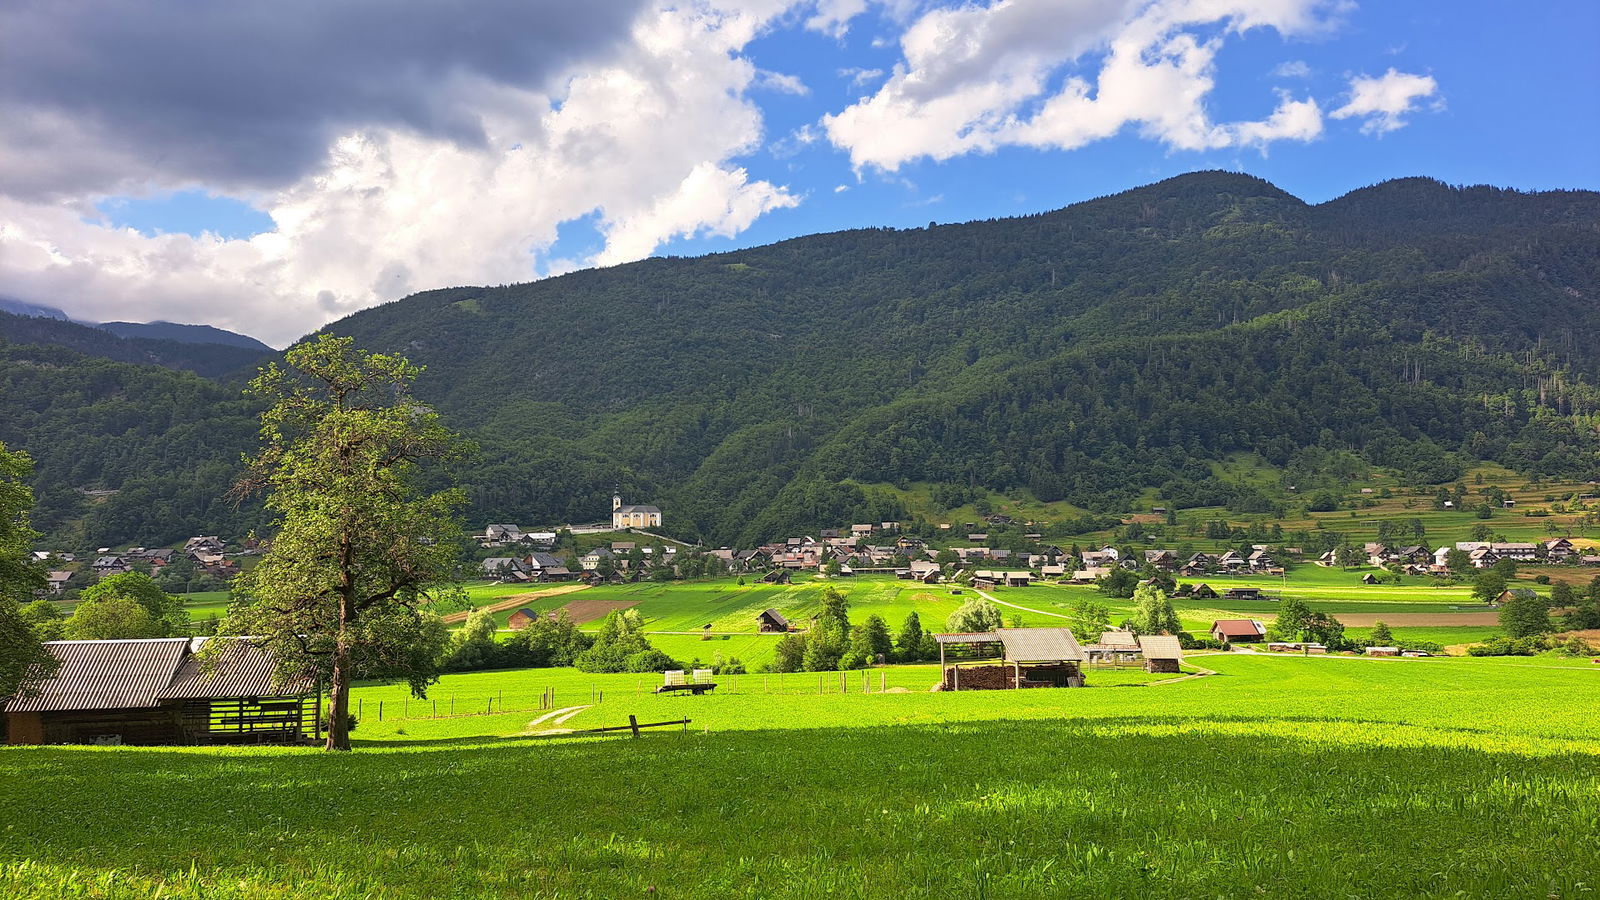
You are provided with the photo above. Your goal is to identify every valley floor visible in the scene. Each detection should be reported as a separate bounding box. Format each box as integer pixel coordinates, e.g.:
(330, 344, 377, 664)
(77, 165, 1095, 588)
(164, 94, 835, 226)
(4, 653, 1600, 898)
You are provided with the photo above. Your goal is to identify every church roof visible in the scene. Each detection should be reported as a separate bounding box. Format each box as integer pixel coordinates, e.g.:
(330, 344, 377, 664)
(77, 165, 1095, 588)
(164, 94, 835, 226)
(617, 504, 660, 514)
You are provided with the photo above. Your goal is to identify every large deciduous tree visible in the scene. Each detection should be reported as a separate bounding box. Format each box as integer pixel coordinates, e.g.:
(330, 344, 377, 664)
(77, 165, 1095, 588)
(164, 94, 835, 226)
(0, 443, 56, 702)
(225, 335, 467, 751)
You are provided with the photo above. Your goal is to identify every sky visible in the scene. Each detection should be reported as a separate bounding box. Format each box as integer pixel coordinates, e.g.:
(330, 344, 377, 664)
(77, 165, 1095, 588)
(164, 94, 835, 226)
(1, 0, 1595, 347)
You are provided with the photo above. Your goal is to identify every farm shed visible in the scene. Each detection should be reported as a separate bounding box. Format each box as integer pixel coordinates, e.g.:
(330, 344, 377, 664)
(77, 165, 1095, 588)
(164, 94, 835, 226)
(1085, 629, 1140, 663)
(507, 608, 542, 630)
(1210, 619, 1266, 643)
(1190, 583, 1219, 599)
(1222, 587, 1262, 601)
(1365, 646, 1400, 657)
(1137, 635, 1184, 674)
(3, 638, 315, 746)
(756, 609, 790, 633)
(934, 628, 1086, 690)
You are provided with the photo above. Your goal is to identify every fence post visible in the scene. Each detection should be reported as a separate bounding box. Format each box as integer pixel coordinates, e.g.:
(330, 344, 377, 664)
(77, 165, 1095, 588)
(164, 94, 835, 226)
(881, 671, 886, 693)
(378, 700, 383, 721)
(629, 715, 640, 739)
(358, 698, 363, 719)
(432, 699, 437, 718)
(818, 673, 823, 694)
(488, 698, 493, 714)
(450, 695, 454, 716)
(404, 698, 409, 718)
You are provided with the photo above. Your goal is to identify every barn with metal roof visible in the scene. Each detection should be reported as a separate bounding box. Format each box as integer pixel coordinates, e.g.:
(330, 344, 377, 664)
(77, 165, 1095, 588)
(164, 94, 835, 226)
(3, 638, 316, 746)
(934, 628, 1087, 690)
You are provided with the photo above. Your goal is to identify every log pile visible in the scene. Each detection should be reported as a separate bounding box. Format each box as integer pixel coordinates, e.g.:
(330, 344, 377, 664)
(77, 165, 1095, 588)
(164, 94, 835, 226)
(942, 665, 1015, 690)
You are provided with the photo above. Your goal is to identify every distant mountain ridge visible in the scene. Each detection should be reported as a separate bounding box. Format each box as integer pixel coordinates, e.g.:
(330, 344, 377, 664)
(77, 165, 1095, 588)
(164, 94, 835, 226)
(3, 170, 1599, 548)
(96, 321, 273, 351)
(0, 310, 271, 378)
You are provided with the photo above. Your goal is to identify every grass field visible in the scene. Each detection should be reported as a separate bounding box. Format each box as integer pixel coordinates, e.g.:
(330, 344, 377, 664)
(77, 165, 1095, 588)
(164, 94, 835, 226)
(3, 653, 1599, 898)
(452, 569, 1519, 668)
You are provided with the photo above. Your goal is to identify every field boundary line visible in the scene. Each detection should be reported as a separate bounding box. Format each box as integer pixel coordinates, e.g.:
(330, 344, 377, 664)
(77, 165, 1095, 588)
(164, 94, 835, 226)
(442, 583, 591, 624)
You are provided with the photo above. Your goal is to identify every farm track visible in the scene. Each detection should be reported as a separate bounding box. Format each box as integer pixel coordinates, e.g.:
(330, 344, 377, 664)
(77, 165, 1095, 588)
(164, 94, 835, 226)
(972, 588, 1070, 620)
(441, 583, 590, 624)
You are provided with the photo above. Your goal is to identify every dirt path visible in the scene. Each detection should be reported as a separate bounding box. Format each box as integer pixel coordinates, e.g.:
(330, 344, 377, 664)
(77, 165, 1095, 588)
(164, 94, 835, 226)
(441, 583, 590, 625)
(972, 589, 1071, 620)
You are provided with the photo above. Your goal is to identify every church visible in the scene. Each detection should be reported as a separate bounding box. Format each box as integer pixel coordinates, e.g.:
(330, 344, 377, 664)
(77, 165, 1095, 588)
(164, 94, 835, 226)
(612, 493, 662, 530)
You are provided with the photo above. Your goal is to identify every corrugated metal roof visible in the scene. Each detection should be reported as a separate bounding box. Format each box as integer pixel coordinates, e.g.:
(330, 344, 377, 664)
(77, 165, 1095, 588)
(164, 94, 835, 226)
(4, 639, 190, 712)
(1137, 635, 1184, 661)
(3, 638, 308, 713)
(1098, 630, 1138, 648)
(934, 632, 1000, 644)
(159, 638, 311, 699)
(996, 628, 1085, 663)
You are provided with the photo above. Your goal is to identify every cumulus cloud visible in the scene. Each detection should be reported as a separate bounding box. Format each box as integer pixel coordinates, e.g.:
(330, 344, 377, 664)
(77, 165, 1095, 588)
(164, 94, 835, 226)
(824, 0, 1340, 171)
(0, 1, 651, 201)
(1330, 67, 1440, 134)
(0, 1, 803, 345)
(1273, 59, 1313, 78)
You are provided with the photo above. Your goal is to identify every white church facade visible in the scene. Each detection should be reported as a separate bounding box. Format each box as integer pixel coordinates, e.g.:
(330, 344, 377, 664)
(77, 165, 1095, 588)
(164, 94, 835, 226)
(612, 493, 662, 530)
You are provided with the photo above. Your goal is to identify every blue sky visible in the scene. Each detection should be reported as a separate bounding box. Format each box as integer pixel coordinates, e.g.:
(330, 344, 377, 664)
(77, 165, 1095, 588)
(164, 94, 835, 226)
(3, 0, 1596, 345)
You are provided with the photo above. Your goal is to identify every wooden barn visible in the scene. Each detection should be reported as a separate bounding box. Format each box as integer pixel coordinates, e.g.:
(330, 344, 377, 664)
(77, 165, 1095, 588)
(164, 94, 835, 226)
(1190, 583, 1219, 599)
(934, 628, 1086, 690)
(3, 638, 315, 746)
(1137, 635, 1184, 674)
(1211, 619, 1267, 643)
(507, 608, 541, 630)
(756, 608, 791, 633)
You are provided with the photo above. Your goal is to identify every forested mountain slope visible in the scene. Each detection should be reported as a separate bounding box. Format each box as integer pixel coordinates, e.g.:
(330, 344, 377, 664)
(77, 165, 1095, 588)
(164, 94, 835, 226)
(0, 311, 271, 377)
(4, 171, 1597, 547)
(327, 172, 1600, 545)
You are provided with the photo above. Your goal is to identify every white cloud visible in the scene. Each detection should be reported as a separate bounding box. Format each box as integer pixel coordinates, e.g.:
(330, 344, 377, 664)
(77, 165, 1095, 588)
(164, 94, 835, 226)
(755, 69, 811, 95)
(823, 0, 1344, 171)
(806, 0, 869, 37)
(838, 66, 886, 88)
(0, 2, 804, 345)
(833, 183, 850, 192)
(1273, 59, 1312, 78)
(1330, 67, 1439, 134)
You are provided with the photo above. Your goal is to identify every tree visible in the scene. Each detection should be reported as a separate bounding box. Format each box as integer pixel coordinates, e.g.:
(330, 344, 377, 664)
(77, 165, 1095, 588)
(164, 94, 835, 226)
(860, 614, 893, 662)
(1369, 621, 1394, 645)
(1550, 582, 1576, 611)
(1334, 545, 1365, 568)
(803, 587, 851, 672)
(1445, 548, 1472, 577)
(895, 612, 925, 662)
(772, 633, 807, 673)
(1491, 557, 1518, 579)
(18, 600, 65, 642)
(1095, 566, 1139, 598)
(1069, 599, 1111, 643)
(66, 594, 162, 640)
(1499, 591, 1552, 638)
(1131, 583, 1180, 635)
(946, 598, 1003, 634)
(575, 609, 675, 673)
(502, 611, 591, 668)
(79, 572, 187, 636)
(224, 335, 467, 751)
(445, 607, 501, 671)
(1472, 570, 1507, 605)
(0, 442, 55, 702)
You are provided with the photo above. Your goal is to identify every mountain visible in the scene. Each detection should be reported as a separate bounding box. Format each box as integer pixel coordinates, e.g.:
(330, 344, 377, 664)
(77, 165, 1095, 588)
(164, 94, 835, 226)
(0, 310, 272, 378)
(4, 171, 1598, 548)
(96, 320, 273, 351)
(0, 296, 69, 320)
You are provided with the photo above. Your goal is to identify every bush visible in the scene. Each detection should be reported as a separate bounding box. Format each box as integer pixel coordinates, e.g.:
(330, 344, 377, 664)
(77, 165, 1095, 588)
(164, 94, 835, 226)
(1466, 636, 1545, 657)
(624, 649, 680, 673)
(1534, 575, 1551, 585)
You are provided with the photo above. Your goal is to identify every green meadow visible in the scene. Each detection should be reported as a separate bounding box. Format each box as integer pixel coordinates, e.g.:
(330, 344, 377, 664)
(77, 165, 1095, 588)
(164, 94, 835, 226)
(4, 653, 1599, 898)
(459, 571, 1522, 668)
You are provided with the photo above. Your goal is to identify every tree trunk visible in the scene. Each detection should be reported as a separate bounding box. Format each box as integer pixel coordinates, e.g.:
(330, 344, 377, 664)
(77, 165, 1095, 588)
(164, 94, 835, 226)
(325, 647, 351, 751)
(325, 585, 356, 751)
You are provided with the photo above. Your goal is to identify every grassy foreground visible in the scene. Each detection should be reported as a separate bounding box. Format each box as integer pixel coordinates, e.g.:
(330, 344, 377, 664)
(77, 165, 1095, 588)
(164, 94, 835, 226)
(4, 654, 1599, 898)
